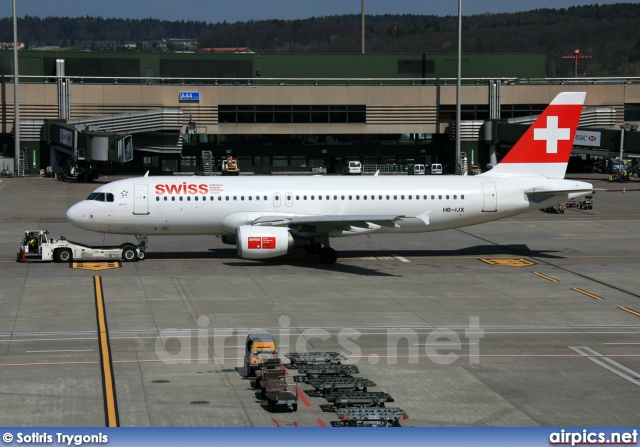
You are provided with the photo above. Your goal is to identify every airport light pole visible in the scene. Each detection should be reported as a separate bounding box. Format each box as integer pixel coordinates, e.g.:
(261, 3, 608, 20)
(562, 48, 591, 78)
(619, 124, 638, 174)
(455, 0, 462, 174)
(12, 0, 20, 175)
(361, 0, 365, 54)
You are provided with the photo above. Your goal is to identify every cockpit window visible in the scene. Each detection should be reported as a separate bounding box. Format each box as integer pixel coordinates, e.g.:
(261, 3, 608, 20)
(86, 192, 113, 202)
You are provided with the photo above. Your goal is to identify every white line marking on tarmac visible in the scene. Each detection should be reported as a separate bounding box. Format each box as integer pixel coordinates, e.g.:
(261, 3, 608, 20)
(393, 255, 410, 263)
(26, 349, 94, 353)
(415, 343, 478, 346)
(569, 346, 640, 386)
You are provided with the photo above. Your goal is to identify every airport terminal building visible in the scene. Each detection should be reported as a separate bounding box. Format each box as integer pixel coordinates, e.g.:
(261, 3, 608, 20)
(1, 51, 639, 176)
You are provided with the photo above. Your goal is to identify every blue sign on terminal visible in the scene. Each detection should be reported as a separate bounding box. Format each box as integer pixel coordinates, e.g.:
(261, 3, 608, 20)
(180, 92, 200, 101)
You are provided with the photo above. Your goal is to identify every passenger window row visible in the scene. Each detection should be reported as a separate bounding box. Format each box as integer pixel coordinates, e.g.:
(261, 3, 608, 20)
(156, 195, 269, 202)
(155, 193, 465, 202)
(289, 194, 464, 201)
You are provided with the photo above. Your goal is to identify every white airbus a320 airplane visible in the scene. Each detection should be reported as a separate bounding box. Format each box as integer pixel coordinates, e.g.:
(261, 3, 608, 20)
(66, 91, 593, 264)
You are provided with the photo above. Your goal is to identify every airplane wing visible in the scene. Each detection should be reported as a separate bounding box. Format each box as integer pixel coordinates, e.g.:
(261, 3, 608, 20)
(252, 213, 430, 236)
(253, 214, 403, 227)
(251, 210, 433, 237)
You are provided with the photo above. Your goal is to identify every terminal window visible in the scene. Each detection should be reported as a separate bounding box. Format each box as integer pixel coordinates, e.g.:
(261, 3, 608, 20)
(625, 104, 640, 121)
(219, 105, 366, 124)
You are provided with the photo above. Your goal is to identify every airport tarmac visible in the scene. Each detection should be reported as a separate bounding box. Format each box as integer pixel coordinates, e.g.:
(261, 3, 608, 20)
(0, 174, 639, 427)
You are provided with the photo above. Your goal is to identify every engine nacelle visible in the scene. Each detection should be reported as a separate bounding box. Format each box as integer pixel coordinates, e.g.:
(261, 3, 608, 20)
(220, 234, 237, 245)
(236, 226, 294, 260)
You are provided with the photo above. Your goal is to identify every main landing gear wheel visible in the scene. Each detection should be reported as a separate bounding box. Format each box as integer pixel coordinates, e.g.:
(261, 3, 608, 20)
(304, 241, 322, 255)
(318, 247, 338, 264)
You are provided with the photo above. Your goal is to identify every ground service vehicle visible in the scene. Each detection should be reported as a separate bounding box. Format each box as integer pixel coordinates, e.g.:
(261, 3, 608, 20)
(579, 195, 593, 210)
(430, 163, 443, 174)
(541, 203, 566, 214)
(221, 156, 240, 175)
(17, 229, 143, 263)
(344, 161, 362, 175)
(409, 164, 426, 175)
(244, 334, 278, 377)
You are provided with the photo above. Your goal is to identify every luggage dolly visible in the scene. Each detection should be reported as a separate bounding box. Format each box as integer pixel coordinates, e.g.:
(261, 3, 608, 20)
(285, 352, 347, 366)
(294, 364, 359, 382)
(308, 377, 376, 396)
(335, 407, 409, 427)
(324, 391, 395, 408)
(261, 376, 299, 412)
(253, 358, 285, 391)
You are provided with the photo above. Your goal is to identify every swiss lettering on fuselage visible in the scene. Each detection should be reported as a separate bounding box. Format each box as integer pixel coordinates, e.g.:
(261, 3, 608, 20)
(155, 183, 222, 195)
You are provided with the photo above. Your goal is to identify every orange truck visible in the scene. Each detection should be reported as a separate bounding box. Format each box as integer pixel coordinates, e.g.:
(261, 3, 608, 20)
(244, 333, 278, 377)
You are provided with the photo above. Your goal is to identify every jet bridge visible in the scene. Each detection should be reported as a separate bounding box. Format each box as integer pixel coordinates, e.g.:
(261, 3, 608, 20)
(47, 108, 183, 181)
(48, 122, 133, 181)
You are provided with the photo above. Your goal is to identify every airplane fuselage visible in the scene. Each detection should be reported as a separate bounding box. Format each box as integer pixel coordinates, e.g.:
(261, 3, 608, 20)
(67, 174, 591, 236)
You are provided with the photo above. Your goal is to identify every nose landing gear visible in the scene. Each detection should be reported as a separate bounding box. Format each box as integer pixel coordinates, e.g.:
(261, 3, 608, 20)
(135, 234, 148, 260)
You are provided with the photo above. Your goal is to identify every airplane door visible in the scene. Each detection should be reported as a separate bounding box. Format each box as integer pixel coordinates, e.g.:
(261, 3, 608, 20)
(273, 192, 281, 207)
(481, 182, 497, 212)
(133, 184, 150, 215)
(285, 192, 293, 207)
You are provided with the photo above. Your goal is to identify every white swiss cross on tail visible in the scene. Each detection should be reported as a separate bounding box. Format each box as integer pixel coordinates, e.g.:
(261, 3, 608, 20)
(534, 116, 570, 154)
(485, 91, 586, 179)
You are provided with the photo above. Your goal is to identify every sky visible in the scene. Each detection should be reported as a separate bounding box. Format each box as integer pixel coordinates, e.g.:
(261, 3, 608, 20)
(2, 0, 629, 23)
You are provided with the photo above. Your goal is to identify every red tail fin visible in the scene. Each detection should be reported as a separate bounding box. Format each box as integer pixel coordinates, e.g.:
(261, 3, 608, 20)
(483, 92, 585, 178)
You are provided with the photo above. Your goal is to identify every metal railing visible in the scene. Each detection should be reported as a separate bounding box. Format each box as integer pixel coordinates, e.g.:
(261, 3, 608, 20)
(2, 74, 640, 87)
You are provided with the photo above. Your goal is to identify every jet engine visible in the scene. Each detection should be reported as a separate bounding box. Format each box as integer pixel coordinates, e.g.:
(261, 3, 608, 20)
(220, 234, 237, 245)
(236, 226, 294, 260)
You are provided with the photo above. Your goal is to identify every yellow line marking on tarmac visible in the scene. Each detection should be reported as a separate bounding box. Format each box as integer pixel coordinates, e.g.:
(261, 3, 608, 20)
(480, 258, 535, 267)
(571, 288, 604, 300)
(619, 306, 640, 318)
(533, 272, 559, 282)
(94, 276, 119, 427)
(74, 262, 121, 271)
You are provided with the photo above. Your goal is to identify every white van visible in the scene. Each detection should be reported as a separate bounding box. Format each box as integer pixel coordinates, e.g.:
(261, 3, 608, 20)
(344, 161, 362, 175)
(409, 164, 426, 175)
(430, 163, 443, 175)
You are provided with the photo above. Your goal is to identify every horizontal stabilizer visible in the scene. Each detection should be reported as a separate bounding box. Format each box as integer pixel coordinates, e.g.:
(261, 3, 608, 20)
(525, 187, 593, 202)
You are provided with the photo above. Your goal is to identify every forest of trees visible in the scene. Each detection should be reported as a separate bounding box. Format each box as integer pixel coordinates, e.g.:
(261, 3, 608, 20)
(1, 3, 640, 76)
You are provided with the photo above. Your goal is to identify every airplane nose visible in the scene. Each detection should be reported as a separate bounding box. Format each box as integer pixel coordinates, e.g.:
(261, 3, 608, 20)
(66, 203, 85, 227)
